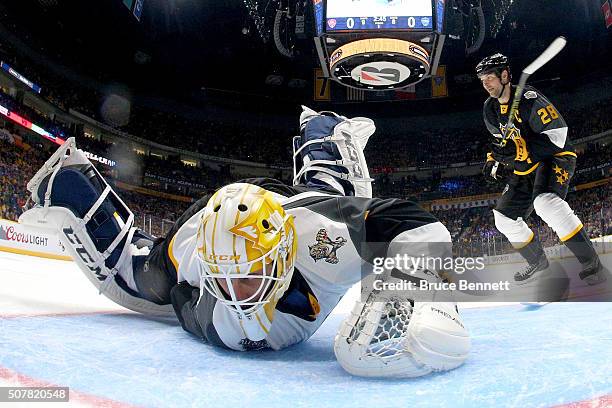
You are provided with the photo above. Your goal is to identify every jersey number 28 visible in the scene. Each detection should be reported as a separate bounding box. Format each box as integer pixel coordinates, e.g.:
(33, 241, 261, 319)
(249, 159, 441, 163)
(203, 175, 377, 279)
(537, 104, 559, 124)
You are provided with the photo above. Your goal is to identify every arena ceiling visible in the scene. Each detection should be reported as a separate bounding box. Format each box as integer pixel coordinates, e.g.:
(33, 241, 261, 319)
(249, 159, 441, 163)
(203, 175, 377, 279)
(0, 0, 610, 104)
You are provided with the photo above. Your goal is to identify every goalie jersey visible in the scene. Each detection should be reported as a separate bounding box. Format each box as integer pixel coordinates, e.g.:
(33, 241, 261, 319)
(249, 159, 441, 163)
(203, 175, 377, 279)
(154, 178, 445, 351)
(483, 85, 576, 175)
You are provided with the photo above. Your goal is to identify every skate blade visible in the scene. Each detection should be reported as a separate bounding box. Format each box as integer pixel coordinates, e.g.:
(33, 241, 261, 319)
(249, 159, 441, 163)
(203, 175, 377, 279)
(583, 273, 608, 286)
(513, 274, 542, 286)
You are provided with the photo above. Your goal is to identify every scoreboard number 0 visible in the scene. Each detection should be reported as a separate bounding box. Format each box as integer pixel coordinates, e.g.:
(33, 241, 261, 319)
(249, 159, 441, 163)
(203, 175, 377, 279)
(407, 16, 416, 28)
(347, 18, 354, 29)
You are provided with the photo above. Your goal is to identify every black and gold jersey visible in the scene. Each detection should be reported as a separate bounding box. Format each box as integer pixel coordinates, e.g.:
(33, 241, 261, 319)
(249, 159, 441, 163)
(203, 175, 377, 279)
(483, 85, 576, 175)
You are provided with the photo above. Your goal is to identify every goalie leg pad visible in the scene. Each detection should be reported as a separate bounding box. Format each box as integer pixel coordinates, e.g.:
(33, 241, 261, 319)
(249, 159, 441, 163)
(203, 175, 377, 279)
(35, 165, 130, 268)
(294, 106, 375, 198)
(20, 138, 174, 316)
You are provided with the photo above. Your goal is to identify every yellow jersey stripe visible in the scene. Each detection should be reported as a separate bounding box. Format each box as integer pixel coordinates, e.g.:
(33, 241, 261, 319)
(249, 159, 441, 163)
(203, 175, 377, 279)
(514, 162, 540, 175)
(167, 235, 180, 276)
(554, 151, 577, 158)
(255, 313, 270, 335)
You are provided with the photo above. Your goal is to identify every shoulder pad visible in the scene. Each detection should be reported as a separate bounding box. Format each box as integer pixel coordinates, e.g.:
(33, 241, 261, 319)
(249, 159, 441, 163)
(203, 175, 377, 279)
(524, 90, 538, 99)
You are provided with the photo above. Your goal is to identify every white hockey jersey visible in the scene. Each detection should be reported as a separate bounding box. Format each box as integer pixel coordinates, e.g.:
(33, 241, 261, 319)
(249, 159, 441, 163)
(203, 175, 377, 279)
(165, 178, 443, 351)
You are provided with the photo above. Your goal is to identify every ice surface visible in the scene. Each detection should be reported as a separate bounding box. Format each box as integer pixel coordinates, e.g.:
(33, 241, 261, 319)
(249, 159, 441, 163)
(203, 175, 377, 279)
(1, 252, 611, 408)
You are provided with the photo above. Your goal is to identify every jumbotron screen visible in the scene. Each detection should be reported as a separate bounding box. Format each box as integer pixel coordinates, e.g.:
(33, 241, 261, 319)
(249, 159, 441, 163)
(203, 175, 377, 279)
(325, 0, 433, 31)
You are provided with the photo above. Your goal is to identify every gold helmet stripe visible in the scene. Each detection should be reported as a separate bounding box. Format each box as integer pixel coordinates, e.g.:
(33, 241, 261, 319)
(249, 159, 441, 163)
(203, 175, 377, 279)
(231, 183, 252, 274)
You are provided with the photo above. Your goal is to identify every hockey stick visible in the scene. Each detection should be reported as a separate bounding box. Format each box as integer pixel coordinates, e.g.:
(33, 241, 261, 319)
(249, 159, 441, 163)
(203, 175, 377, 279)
(500, 36, 567, 144)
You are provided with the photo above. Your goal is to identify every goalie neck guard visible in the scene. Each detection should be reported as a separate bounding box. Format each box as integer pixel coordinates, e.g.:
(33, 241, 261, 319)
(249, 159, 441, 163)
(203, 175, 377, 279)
(196, 183, 297, 339)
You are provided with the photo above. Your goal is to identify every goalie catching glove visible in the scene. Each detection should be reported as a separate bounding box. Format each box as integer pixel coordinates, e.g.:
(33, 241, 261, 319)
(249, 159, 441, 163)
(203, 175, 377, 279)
(334, 292, 470, 378)
(334, 259, 470, 378)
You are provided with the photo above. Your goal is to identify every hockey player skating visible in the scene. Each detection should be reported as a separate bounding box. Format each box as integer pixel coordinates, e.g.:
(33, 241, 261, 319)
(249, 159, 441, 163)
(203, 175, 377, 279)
(20, 107, 470, 378)
(476, 54, 605, 286)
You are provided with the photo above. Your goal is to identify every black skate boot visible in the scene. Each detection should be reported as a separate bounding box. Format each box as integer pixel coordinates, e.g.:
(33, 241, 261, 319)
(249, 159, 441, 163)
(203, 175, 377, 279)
(564, 228, 606, 286)
(514, 240, 549, 285)
(579, 258, 606, 286)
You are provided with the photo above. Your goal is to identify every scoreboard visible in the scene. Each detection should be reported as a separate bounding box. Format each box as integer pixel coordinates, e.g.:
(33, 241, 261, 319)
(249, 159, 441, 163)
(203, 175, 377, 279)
(326, 0, 434, 31)
(121, 0, 143, 21)
(313, 0, 447, 91)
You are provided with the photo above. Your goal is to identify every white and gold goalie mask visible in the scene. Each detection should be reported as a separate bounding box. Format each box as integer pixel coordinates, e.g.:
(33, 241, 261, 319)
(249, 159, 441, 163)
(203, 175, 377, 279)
(196, 183, 297, 340)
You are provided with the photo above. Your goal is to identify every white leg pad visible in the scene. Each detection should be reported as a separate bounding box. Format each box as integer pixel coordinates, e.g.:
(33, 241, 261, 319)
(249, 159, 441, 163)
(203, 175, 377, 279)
(294, 106, 375, 198)
(19, 138, 174, 316)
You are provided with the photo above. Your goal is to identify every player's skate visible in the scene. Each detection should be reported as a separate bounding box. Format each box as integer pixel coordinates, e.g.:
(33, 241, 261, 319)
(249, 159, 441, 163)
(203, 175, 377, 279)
(294, 105, 375, 198)
(578, 257, 607, 286)
(513, 239, 549, 285)
(564, 229, 608, 286)
(19, 138, 174, 316)
(514, 255, 549, 285)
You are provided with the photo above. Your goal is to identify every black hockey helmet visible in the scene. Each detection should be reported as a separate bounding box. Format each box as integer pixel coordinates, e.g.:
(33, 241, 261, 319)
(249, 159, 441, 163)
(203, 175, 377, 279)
(475, 53, 510, 78)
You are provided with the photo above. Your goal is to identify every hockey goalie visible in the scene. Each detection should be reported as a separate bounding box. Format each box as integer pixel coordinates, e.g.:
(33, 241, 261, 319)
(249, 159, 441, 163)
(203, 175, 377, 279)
(19, 107, 470, 378)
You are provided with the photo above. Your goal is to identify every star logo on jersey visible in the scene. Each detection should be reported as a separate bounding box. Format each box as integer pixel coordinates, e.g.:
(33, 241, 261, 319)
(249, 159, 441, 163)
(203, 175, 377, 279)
(308, 228, 347, 264)
(554, 164, 570, 184)
(557, 172, 570, 185)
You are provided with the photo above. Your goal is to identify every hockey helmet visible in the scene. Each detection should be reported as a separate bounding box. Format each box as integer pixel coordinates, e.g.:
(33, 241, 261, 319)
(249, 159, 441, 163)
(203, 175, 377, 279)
(196, 183, 297, 326)
(475, 53, 510, 78)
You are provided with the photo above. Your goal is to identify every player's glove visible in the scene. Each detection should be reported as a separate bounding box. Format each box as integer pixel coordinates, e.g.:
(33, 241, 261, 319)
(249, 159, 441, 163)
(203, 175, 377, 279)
(482, 153, 504, 183)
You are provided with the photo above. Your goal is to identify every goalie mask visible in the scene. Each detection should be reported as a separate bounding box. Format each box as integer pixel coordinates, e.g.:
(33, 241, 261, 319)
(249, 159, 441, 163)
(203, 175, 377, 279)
(196, 183, 297, 340)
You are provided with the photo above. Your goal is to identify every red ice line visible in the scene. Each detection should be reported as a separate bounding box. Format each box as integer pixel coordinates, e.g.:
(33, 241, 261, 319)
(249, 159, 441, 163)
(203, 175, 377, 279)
(551, 395, 612, 408)
(0, 310, 133, 319)
(0, 366, 142, 408)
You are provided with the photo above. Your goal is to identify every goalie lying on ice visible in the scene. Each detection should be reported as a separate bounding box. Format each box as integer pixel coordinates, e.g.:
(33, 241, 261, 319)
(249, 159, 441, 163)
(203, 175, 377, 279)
(19, 107, 470, 378)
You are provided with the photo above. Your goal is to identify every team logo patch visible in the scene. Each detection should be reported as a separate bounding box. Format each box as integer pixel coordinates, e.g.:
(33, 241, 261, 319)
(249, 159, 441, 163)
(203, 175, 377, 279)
(524, 91, 538, 99)
(553, 164, 570, 185)
(308, 228, 347, 264)
(499, 123, 521, 140)
(239, 338, 269, 351)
